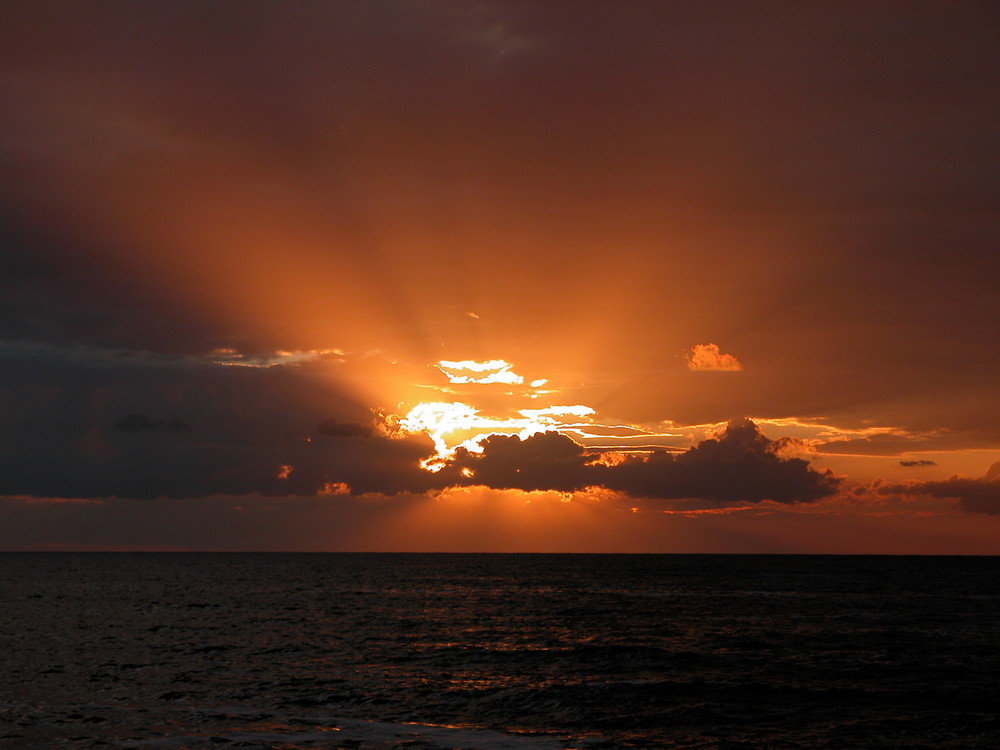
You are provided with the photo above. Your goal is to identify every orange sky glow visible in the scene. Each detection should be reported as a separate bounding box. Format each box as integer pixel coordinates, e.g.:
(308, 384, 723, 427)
(1, 2, 998, 552)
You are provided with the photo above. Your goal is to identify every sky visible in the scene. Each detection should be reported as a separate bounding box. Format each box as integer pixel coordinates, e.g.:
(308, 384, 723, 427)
(1, 1, 998, 553)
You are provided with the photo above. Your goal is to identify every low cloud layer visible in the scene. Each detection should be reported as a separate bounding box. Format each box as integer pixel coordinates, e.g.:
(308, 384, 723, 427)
(0, 346, 838, 508)
(0, 345, 439, 500)
(317, 419, 373, 439)
(444, 418, 838, 505)
(881, 463, 1000, 515)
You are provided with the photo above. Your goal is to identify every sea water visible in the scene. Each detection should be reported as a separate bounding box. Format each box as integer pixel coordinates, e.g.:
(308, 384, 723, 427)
(2, 553, 998, 749)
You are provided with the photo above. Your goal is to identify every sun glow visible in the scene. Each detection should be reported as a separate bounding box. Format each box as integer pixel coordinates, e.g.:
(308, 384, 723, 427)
(398, 400, 596, 470)
(435, 359, 524, 385)
(390, 360, 600, 470)
(395, 358, 695, 472)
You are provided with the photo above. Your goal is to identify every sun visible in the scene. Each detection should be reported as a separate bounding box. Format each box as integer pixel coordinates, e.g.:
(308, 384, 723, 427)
(399, 398, 597, 471)
(393, 358, 685, 473)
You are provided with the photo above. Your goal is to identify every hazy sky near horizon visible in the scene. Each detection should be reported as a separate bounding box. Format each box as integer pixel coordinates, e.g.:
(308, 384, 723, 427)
(2, 1, 999, 552)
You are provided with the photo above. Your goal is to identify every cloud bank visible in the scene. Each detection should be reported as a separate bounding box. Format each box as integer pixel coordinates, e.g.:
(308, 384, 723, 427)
(0, 345, 837, 508)
(881, 462, 1000, 515)
(443, 418, 837, 505)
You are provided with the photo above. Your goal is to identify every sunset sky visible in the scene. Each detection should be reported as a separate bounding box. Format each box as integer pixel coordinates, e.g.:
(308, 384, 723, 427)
(2, 1, 998, 552)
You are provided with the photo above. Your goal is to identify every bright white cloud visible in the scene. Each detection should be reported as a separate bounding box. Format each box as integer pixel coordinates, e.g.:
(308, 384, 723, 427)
(436, 359, 524, 384)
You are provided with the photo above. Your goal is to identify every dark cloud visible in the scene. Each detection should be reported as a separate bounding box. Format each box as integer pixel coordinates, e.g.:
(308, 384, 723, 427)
(446, 418, 839, 506)
(0, 343, 838, 508)
(0, 343, 439, 500)
(448, 431, 595, 493)
(899, 459, 936, 467)
(317, 419, 373, 439)
(602, 419, 839, 505)
(881, 463, 1000, 515)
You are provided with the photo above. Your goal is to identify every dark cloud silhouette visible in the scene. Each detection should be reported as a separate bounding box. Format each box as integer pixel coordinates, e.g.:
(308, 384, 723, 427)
(448, 431, 596, 493)
(899, 459, 936, 467)
(0, 344, 424, 500)
(317, 419, 372, 439)
(608, 419, 839, 504)
(445, 418, 839, 506)
(881, 463, 1000, 515)
(0, 343, 839, 508)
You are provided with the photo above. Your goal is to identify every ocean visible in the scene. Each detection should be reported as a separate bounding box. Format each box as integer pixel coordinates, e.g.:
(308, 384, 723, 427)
(2, 553, 998, 749)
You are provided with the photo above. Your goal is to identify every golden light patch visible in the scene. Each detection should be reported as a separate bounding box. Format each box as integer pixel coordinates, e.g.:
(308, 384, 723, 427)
(396, 357, 694, 472)
(686, 343, 743, 371)
(320, 481, 351, 495)
(591, 451, 627, 468)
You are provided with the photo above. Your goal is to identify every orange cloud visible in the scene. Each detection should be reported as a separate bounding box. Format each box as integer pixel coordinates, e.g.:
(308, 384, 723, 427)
(687, 343, 743, 372)
(320, 482, 351, 495)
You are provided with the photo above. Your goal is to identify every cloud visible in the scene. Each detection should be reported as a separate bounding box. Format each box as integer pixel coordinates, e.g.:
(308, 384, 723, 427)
(436, 359, 524, 385)
(880, 463, 1000, 515)
(686, 344, 743, 372)
(447, 431, 595, 493)
(0, 343, 436, 500)
(0, 343, 838, 510)
(316, 418, 373, 438)
(899, 459, 936, 467)
(603, 418, 838, 505)
(445, 418, 838, 506)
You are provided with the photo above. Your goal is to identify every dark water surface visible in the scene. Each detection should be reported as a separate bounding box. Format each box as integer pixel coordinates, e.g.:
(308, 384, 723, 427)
(2, 553, 998, 749)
